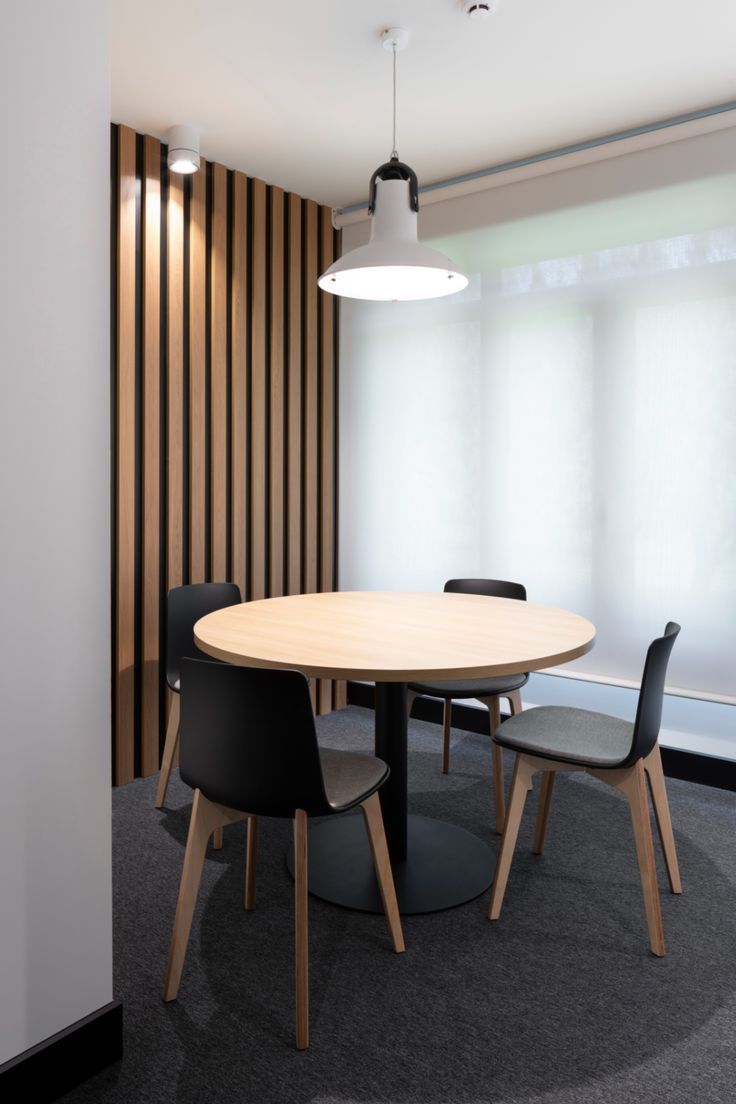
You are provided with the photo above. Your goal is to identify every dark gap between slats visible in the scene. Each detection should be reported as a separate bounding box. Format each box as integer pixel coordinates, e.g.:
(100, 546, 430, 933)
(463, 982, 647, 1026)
(181, 175, 191, 587)
(110, 124, 119, 782)
(157, 141, 169, 758)
(225, 169, 234, 585)
(264, 185, 272, 595)
(244, 177, 254, 601)
(204, 160, 213, 583)
(132, 133, 145, 779)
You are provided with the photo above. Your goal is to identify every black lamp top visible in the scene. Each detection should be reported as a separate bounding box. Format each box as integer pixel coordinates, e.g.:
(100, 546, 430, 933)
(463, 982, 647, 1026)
(367, 155, 419, 215)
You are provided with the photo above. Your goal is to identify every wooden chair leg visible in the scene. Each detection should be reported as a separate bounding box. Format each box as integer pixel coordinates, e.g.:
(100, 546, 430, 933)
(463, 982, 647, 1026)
(491, 743, 506, 834)
(619, 761, 666, 956)
(294, 809, 309, 1050)
(488, 755, 537, 920)
(155, 692, 180, 809)
(481, 696, 505, 833)
(406, 689, 418, 720)
(643, 744, 682, 894)
(244, 815, 259, 910)
(506, 689, 523, 716)
(504, 691, 533, 791)
(441, 698, 452, 774)
(360, 792, 405, 953)
(163, 790, 247, 1001)
(532, 771, 555, 854)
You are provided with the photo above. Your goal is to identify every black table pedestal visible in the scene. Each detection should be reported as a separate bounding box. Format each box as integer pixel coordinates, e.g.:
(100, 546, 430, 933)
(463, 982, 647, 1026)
(289, 812, 493, 915)
(286, 680, 494, 914)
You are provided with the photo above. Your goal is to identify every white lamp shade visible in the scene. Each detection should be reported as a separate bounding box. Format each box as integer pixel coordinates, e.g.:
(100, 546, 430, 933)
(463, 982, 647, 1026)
(167, 125, 200, 174)
(318, 178, 468, 301)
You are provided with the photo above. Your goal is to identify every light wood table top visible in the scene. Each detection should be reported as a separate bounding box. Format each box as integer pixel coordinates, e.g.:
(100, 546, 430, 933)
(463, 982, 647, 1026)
(194, 590, 595, 681)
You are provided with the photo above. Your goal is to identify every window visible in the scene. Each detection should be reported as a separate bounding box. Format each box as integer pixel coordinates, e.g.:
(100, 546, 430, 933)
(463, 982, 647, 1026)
(341, 162, 736, 726)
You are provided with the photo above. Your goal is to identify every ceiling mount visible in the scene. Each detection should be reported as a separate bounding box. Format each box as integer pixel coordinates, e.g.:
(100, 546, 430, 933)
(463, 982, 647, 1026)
(463, 1, 496, 18)
(381, 27, 409, 53)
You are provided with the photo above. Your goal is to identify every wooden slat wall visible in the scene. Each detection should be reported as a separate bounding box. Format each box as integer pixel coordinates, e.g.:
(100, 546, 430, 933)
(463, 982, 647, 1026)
(141, 136, 161, 777)
(210, 163, 229, 584)
(231, 172, 248, 601)
(111, 124, 342, 784)
(250, 178, 268, 602)
(189, 164, 207, 585)
(114, 126, 137, 785)
(287, 193, 303, 599)
(269, 187, 285, 599)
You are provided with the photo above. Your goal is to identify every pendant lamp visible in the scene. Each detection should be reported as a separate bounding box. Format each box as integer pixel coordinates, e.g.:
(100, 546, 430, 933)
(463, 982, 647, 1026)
(318, 29, 468, 302)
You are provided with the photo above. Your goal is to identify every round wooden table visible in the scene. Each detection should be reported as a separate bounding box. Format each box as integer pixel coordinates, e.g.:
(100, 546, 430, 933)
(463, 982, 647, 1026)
(195, 591, 595, 914)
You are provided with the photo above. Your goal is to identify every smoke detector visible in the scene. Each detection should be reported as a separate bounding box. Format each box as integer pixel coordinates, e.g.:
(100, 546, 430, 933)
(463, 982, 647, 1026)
(463, 1, 497, 18)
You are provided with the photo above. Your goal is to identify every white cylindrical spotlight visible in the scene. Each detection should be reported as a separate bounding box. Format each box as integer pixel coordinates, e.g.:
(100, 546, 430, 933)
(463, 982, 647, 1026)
(167, 125, 200, 174)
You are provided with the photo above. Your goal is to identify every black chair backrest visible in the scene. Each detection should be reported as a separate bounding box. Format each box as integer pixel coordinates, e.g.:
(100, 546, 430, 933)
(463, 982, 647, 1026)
(179, 659, 332, 818)
(624, 622, 681, 766)
(444, 578, 527, 602)
(166, 583, 242, 689)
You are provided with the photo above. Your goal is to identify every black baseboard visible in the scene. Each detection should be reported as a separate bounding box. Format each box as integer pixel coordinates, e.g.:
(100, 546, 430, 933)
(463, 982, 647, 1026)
(658, 746, 736, 792)
(0, 1000, 122, 1103)
(346, 681, 736, 793)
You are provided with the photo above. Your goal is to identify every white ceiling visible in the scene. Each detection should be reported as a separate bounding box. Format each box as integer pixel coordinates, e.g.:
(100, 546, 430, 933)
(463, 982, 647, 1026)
(112, 0, 736, 208)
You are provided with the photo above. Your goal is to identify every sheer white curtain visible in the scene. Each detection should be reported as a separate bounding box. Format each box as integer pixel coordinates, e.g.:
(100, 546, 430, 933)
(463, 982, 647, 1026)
(340, 158, 736, 707)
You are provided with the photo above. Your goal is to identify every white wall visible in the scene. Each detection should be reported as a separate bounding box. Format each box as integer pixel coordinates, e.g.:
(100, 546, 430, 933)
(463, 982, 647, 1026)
(0, 2, 113, 1064)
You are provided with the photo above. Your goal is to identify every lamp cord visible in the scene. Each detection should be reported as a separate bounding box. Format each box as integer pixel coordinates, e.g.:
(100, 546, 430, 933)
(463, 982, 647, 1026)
(391, 45, 398, 159)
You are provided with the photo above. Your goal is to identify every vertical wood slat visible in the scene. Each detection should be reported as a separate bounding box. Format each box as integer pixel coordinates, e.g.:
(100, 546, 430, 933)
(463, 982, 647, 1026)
(115, 125, 137, 785)
(303, 200, 319, 597)
(141, 135, 162, 775)
(250, 178, 268, 600)
(318, 207, 335, 715)
(287, 193, 303, 597)
(166, 175, 184, 593)
(189, 166, 207, 583)
(231, 172, 248, 600)
(269, 187, 285, 597)
(304, 200, 320, 713)
(165, 170, 185, 767)
(210, 163, 228, 581)
(113, 124, 341, 780)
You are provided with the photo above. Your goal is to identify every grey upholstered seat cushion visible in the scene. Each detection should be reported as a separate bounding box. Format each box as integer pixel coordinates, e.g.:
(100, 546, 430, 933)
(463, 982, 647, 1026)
(494, 706, 635, 768)
(408, 672, 528, 699)
(319, 747, 389, 811)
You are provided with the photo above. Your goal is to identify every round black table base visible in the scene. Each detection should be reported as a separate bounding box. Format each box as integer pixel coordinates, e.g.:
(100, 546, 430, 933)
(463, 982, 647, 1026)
(286, 813, 494, 915)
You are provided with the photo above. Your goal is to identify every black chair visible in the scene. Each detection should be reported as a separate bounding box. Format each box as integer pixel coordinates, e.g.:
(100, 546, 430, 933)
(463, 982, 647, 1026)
(155, 582, 242, 811)
(488, 623, 682, 956)
(163, 658, 405, 1050)
(407, 578, 528, 832)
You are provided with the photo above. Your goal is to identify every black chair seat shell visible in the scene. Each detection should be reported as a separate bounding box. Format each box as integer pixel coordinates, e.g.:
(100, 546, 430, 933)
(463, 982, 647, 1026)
(156, 582, 243, 812)
(487, 623, 682, 957)
(165, 657, 405, 1050)
(166, 582, 242, 693)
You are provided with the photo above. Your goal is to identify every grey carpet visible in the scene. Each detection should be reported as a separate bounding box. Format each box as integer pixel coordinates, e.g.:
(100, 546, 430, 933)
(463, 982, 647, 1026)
(60, 706, 736, 1104)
